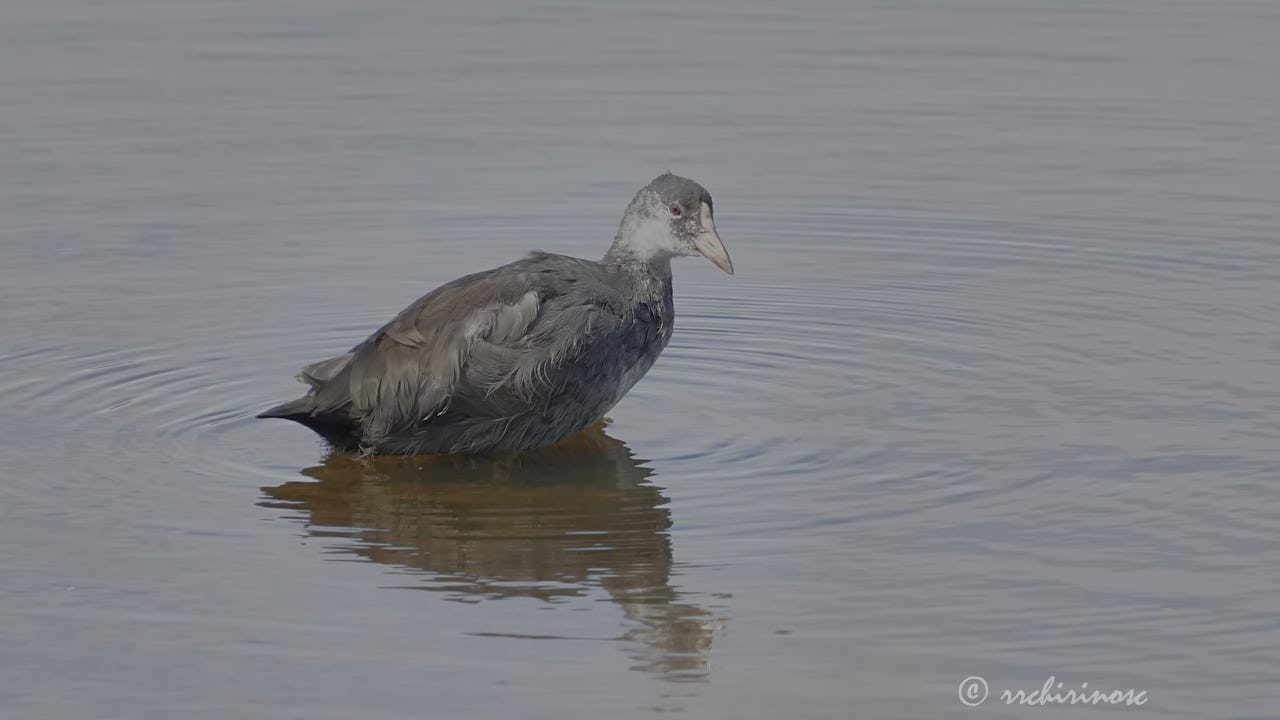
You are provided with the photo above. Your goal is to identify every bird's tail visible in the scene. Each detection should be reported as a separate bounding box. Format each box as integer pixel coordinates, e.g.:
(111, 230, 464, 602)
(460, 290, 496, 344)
(257, 397, 313, 420)
(257, 398, 362, 451)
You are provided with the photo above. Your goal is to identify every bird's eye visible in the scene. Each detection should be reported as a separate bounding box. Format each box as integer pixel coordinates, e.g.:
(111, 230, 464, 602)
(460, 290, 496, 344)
(669, 204, 682, 216)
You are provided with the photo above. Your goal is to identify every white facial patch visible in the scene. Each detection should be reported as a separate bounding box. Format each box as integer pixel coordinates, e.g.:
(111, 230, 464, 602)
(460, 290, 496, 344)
(700, 202, 716, 236)
(690, 201, 733, 274)
(616, 196, 682, 261)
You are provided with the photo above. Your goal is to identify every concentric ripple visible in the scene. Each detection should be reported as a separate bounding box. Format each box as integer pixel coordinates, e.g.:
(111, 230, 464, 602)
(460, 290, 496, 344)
(6, 204, 1274, 512)
(3, 195, 1278, 714)
(614, 206, 1279, 539)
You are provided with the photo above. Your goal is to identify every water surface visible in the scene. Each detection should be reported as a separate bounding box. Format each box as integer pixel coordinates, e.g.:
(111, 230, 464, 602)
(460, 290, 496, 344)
(2, 1, 1278, 718)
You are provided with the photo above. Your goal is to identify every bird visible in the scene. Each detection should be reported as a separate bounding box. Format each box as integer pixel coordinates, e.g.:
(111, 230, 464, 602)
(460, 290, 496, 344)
(258, 173, 733, 455)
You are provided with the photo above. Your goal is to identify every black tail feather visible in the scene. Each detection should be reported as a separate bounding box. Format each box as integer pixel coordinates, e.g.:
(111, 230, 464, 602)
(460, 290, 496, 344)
(256, 397, 312, 420)
(257, 398, 362, 451)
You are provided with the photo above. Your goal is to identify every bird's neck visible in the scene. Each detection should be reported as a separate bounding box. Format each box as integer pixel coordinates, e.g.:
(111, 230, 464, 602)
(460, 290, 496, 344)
(603, 243, 672, 310)
(603, 244, 673, 278)
(604, 213, 675, 279)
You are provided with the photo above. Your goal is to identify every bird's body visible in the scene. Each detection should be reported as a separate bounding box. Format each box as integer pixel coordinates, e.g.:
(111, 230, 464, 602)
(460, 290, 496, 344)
(259, 174, 731, 455)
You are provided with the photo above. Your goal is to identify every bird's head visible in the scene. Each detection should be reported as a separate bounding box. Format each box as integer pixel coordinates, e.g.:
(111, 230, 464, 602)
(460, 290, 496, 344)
(612, 173, 733, 274)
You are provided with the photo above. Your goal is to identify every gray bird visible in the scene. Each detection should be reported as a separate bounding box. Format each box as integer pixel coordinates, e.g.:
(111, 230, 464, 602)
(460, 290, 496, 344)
(258, 173, 733, 455)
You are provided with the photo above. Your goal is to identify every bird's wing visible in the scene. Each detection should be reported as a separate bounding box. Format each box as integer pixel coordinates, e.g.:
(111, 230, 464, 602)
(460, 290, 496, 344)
(305, 253, 619, 436)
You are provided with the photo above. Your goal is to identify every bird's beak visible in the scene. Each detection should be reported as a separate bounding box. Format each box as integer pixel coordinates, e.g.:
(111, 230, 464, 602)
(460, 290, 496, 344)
(693, 202, 734, 275)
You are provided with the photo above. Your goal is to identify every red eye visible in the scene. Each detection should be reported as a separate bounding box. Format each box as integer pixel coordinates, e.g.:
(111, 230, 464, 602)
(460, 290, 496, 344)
(669, 204, 682, 216)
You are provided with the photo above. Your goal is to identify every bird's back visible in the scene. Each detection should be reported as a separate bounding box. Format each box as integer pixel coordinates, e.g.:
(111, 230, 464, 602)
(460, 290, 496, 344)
(260, 252, 674, 454)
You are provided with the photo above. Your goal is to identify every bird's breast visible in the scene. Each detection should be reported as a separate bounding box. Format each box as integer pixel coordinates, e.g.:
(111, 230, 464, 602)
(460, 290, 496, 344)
(601, 291, 674, 408)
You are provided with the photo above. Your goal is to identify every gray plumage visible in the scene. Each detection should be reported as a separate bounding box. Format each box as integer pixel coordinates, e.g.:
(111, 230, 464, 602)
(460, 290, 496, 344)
(258, 173, 733, 455)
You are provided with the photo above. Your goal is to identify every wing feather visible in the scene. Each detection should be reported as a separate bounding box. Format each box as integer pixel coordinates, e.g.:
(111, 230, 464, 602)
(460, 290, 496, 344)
(308, 253, 618, 445)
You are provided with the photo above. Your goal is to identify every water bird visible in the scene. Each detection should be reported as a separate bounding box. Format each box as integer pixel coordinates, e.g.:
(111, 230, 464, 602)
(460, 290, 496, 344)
(259, 173, 733, 455)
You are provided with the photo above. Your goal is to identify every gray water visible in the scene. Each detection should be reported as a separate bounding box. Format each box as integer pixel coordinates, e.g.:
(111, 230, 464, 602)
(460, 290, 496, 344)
(3, 1, 1278, 718)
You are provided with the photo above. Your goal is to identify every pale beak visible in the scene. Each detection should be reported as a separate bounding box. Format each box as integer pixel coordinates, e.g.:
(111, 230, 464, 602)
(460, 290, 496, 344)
(692, 202, 734, 275)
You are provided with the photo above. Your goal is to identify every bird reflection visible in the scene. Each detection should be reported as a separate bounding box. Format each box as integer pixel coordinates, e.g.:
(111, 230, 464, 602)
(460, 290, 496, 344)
(259, 423, 718, 679)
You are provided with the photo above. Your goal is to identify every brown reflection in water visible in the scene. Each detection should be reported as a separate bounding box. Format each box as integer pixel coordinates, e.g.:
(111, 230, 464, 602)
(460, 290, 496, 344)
(260, 423, 718, 679)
